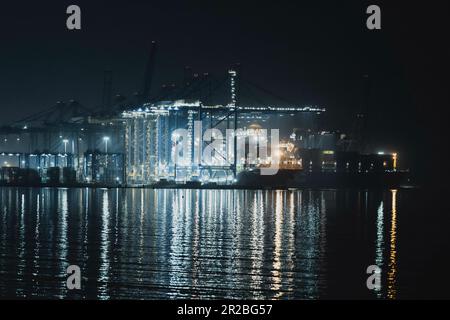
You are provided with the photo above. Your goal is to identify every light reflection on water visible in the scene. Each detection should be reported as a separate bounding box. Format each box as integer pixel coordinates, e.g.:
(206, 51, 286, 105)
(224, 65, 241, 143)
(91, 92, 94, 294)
(387, 190, 397, 299)
(0, 187, 401, 299)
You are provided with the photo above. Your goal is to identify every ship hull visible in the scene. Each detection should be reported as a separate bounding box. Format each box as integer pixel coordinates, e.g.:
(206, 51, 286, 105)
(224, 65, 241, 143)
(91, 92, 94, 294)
(237, 169, 409, 188)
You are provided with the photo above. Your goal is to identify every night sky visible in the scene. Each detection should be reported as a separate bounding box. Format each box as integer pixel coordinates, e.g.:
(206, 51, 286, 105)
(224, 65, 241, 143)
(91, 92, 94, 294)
(0, 0, 448, 185)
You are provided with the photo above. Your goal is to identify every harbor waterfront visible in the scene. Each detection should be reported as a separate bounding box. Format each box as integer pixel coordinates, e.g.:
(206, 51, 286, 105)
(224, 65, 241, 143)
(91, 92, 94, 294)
(0, 186, 445, 299)
(0, 0, 448, 306)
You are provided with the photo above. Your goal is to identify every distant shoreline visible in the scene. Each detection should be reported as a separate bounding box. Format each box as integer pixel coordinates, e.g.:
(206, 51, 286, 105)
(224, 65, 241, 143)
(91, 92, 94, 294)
(0, 182, 418, 191)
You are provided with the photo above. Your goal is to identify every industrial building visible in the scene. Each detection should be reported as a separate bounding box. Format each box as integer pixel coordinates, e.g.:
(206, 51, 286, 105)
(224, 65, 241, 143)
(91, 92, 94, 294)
(0, 67, 398, 187)
(0, 43, 400, 187)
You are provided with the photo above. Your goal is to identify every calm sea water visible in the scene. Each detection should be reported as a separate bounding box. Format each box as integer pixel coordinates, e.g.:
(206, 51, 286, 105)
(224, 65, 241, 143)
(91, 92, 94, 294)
(0, 187, 448, 299)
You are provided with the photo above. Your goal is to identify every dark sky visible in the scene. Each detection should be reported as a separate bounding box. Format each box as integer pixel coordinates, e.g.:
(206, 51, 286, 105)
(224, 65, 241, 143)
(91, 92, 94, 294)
(0, 0, 448, 184)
